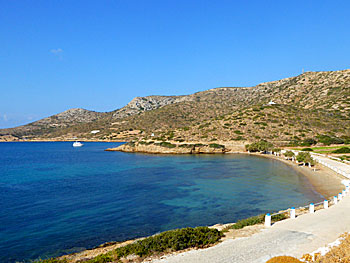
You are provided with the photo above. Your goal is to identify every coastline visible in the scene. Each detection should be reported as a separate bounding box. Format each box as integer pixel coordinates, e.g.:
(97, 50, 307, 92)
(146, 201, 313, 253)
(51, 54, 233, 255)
(243, 152, 345, 198)
(54, 151, 346, 263)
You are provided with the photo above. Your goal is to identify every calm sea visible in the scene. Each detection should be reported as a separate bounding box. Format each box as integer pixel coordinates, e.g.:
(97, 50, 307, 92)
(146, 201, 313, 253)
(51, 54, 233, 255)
(0, 142, 322, 262)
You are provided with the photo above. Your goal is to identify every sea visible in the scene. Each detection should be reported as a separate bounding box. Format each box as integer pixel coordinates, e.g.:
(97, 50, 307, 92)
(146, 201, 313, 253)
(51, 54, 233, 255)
(0, 142, 323, 262)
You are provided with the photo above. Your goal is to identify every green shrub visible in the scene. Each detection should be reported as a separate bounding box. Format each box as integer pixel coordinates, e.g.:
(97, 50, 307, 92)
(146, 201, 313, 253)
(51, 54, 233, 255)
(231, 214, 287, 230)
(332, 147, 350, 153)
(296, 152, 315, 165)
(178, 144, 194, 148)
(300, 138, 317, 146)
(232, 136, 246, 141)
(231, 215, 264, 229)
(301, 148, 313, 151)
(114, 227, 222, 259)
(87, 253, 114, 263)
(209, 143, 225, 149)
(317, 134, 344, 145)
(245, 140, 273, 152)
(156, 142, 176, 148)
(36, 259, 67, 263)
(194, 143, 206, 147)
(138, 141, 154, 145)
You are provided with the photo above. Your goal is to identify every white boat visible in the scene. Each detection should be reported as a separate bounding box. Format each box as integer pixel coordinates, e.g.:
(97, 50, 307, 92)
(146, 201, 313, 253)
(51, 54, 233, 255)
(73, 141, 83, 147)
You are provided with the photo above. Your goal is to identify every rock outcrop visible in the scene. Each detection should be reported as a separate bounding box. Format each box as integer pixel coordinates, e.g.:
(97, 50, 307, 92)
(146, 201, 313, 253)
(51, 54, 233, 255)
(106, 142, 230, 154)
(112, 95, 192, 119)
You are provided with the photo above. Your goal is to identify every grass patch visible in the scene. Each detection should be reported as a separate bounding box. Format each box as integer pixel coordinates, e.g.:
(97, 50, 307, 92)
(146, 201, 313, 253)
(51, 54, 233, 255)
(230, 213, 287, 230)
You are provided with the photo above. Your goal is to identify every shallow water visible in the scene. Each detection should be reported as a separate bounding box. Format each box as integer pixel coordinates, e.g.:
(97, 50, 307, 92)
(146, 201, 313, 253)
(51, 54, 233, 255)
(0, 142, 322, 262)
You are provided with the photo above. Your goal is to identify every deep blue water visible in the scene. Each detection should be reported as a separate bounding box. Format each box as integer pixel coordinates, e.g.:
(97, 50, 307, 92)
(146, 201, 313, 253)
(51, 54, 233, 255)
(0, 142, 323, 262)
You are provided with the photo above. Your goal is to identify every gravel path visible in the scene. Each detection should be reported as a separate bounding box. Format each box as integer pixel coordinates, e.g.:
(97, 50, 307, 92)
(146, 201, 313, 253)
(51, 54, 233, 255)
(151, 158, 350, 263)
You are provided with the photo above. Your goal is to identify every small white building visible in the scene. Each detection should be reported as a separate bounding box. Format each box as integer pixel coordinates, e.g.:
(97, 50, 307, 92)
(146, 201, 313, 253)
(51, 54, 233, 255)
(90, 130, 100, 134)
(268, 101, 276, 105)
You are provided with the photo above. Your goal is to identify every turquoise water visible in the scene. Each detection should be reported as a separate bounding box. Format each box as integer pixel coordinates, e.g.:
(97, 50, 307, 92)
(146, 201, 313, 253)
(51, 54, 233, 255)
(0, 142, 322, 262)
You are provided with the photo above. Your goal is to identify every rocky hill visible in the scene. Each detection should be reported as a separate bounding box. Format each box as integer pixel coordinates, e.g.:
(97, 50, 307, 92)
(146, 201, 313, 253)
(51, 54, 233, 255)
(0, 108, 109, 139)
(1, 69, 350, 145)
(112, 95, 191, 119)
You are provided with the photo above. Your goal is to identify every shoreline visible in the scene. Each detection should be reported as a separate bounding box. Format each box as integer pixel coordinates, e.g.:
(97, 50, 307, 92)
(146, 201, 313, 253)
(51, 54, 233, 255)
(55, 151, 346, 263)
(243, 152, 345, 198)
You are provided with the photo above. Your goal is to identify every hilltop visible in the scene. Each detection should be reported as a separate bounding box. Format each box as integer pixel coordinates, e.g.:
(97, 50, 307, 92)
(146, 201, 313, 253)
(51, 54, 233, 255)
(1, 69, 350, 145)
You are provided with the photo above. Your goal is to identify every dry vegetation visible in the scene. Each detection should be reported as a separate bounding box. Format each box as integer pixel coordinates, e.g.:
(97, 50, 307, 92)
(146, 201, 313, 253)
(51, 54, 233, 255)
(266, 233, 350, 263)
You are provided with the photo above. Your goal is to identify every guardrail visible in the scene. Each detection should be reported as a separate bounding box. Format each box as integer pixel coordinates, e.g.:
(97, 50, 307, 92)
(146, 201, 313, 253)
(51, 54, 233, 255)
(264, 150, 350, 227)
(264, 184, 350, 227)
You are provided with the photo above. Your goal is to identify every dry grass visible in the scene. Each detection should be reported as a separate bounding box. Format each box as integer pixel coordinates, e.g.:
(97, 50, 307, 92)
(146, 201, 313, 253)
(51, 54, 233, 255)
(266, 233, 350, 263)
(312, 233, 350, 262)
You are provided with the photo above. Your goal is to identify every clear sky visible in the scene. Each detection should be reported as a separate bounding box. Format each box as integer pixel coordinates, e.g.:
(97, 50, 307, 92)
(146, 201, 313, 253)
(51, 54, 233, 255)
(1, 0, 350, 128)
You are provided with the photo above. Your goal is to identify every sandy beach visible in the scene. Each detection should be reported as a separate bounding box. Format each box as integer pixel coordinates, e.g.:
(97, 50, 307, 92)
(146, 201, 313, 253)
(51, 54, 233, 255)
(253, 153, 345, 198)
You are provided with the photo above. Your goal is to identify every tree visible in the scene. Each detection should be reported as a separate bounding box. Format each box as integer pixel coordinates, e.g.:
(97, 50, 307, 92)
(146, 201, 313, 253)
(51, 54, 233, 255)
(284, 150, 295, 158)
(296, 152, 314, 165)
(245, 140, 274, 153)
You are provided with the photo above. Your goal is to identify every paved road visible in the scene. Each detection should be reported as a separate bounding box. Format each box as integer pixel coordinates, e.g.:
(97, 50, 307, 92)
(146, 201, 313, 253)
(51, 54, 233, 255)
(311, 153, 350, 179)
(151, 158, 350, 263)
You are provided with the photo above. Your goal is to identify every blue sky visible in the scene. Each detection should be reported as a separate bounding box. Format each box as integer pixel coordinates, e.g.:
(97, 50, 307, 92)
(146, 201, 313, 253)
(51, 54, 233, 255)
(1, 0, 350, 128)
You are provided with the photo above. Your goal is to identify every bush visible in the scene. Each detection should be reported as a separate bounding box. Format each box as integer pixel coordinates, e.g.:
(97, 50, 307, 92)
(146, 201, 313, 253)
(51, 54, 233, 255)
(245, 140, 273, 152)
(156, 142, 176, 148)
(231, 214, 286, 229)
(138, 141, 154, 145)
(296, 152, 315, 165)
(87, 253, 114, 263)
(114, 227, 222, 259)
(300, 138, 317, 146)
(284, 150, 295, 158)
(332, 147, 350, 153)
(232, 215, 264, 229)
(37, 259, 67, 263)
(317, 134, 344, 145)
(209, 143, 225, 149)
(194, 143, 207, 147)
(266, 256, 303, 263)
(301, 148, 313, 151)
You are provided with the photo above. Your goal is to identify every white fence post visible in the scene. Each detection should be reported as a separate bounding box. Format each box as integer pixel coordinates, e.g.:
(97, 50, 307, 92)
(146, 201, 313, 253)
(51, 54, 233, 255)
(324, 200, 329, 209)
(290, 207, 296, 219)
(338, 193, 343, 201)
(265, 213, 271, 227)
(309, 203, 315, 213)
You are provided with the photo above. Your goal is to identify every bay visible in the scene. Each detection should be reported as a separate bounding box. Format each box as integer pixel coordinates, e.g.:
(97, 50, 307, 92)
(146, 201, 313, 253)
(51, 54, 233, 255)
(0, 142, 322, 262)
